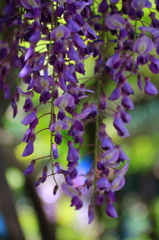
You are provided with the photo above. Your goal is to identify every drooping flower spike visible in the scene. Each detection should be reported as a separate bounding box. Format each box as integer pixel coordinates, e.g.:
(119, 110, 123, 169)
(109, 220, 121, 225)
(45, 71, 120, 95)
(0, 0, 158, 225)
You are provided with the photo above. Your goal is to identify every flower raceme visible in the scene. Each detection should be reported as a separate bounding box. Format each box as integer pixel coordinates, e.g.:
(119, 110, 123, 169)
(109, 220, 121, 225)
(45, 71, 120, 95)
(0, 0, 159, 224)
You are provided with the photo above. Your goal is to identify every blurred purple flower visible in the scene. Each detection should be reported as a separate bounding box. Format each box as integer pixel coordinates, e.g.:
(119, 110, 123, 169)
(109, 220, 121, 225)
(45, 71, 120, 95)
(144, 77, 158, 96)
(105, 14, 125, 30)
(111, 176, 125, 191)
(106, 203, 118, 218)
(51, 25, 70, 39)
(133, 36, 154, 54)
(131, 0, 152, 9)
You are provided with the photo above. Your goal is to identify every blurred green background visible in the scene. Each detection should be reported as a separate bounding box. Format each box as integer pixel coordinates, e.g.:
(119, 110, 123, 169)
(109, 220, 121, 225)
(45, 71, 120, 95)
(1, 1, 159, 240)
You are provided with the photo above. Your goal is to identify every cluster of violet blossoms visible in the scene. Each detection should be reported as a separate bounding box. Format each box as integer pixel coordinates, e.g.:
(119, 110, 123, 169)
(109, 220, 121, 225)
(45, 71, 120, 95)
(0, 0, 159, 224)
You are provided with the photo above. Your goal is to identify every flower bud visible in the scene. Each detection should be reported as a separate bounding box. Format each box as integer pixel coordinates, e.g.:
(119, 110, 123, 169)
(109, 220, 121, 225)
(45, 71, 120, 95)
(53, 185, 58, 195)
(24, 160, 36, 175)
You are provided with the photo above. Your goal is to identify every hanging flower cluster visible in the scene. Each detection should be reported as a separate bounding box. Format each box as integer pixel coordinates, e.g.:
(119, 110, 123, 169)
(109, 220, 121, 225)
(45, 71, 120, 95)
(0, 0, 159, 224)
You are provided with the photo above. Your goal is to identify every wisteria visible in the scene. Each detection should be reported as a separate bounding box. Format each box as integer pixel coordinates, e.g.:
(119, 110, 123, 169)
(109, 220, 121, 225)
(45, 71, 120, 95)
(0, 0, 159, 224)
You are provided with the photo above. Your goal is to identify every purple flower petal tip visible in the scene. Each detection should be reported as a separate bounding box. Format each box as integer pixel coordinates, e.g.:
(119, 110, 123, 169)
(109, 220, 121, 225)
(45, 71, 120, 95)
(106, 203, 118, 218)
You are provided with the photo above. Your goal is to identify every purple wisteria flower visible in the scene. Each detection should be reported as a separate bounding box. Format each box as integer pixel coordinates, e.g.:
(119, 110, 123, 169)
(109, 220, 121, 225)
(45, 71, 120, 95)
(133, 36, 154, 54)
(50, 120, 68, 144)
(22, 141, 34, 157)
(106, 53, 120, 68)
(24, 160, 36, 175)
(20, 0, 39, 9)
(51, 24, 70, 39)
(131, 0, 152, 9)
(21, 111, 37, 126)
(138, 26, 159, 35)
(54, 93, 74, 109)
(113, 113, 130, 137)
(144, 77, 158, 95)
(105, 14, 125, 30)
(106, 203, 118, 218)
(110, 176, 125, 191)
(61, 183, 78, 197)
(101, 148, 119, 163)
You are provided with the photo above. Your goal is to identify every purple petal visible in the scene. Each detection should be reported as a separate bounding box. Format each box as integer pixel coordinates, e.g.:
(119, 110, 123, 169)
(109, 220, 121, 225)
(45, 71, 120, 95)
(101, 148, 119, 163)
(106, 203, 118, 218)
(4, 85, 11, 99)
(66, 19, 80, 33)
(117, 146, 130, 161)
(73, 33, 86, 48)
(65, 175, 73, 185)
(111, 0, 119, 2)
(107, 191, 116, 203)
(73, 120, 83, 131)
(21, 112, 37, 125)
(25, 45, 35, 61)
(145, 0, 152, 7)
(55, 132, 62, 145)
(70, 168, 78, 180)
(50, 120, 68, 132)
(114, 163, 129, 176)
(105, 14, 125, 30)
(20, 0, 34, 9)
(113, 114, 130, 137)
(70, 195, 80, 207)
(96, 194, 104, 205)
(136, 73, 142, 90)
(67, 45, 79, 61)
(51, 24, 70, 39)
(111, 176, 125, 191)
(138, 26, 158, 35)
(54, 93, 74, 108)
(18, 62, 31, 78)
(52, 144, 58, 159)
(131, 0, 152, 9)
(75, 198, 83, 210)
(24, 160, 35, 175)
(29, 30, 40, 42)
(101, 137, 113, 150)
(61, 183, 77, 197)
(109, 87, 120, 100)
(16, 86, 34, 98)
(106, 53, 120, 67)
(133, 36, 154, 54)
(53, 185, 58, 195)
(22, 142, 34, 157)
(34, 177, 42, 187)
(67, 141, 80, 161)
(88, 205, 95, 224)
(121, 82, 134, 95)
(74, 108, 92, 119)
(96, 178, 111, 190)
(98, 0, 109, 13)
(63, 69, 76, 83)
(121, 96, 134, 110)
(41, 166, 48, 183)
(144, 78, 158, 96)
